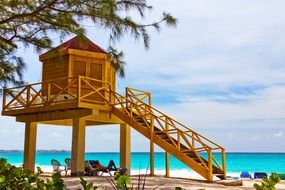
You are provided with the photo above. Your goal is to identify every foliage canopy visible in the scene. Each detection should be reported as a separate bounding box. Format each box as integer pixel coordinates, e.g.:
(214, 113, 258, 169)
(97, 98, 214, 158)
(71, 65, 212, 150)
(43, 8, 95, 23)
(0, 0, 176, 87)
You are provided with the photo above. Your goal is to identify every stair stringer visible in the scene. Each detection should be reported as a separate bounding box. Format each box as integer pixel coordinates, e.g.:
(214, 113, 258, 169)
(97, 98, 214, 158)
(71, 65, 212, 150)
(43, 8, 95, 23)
(112, 107, 210, 180)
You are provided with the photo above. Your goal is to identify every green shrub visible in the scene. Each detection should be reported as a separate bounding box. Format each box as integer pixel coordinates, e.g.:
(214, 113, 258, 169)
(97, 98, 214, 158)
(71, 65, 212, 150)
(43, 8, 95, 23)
(80, 177, 97, 190)
(253, 173, 280, 190)
(0, 158, 66, 190)
(114, 173, 131, 190)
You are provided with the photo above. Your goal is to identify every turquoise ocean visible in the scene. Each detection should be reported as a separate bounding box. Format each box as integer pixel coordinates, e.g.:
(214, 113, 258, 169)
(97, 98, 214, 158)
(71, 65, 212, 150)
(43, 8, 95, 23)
(1, 152, 285, 174)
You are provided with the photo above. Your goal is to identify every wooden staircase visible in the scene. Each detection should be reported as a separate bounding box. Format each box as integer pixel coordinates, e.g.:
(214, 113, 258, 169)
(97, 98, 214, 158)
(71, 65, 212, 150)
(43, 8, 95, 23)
(111, 88, 226, 181)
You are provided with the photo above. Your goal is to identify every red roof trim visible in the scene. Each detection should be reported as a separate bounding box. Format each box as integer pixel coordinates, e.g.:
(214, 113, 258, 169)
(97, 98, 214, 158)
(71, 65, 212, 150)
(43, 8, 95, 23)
(48, 35, 107, 54)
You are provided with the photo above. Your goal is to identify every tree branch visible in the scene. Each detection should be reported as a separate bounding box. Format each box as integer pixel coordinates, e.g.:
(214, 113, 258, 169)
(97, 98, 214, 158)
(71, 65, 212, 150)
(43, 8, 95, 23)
(0, 36, 17, 48)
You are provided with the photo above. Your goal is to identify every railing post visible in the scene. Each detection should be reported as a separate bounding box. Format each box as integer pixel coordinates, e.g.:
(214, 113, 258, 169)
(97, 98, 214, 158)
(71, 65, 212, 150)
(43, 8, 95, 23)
(77, 76, 81, 105)
(208, 148, 213, 181)
(222, 148, 226, 179)
(109, 85, 112, 104)
(177, 130, 181, 151)
(192, 132, 195, 147)
(2, 88, 6, 111)
(148, 92, 152, 107)
(125, 87, 129, 109)
(26, 85, 31, 108)
(47, 82, 51, 104)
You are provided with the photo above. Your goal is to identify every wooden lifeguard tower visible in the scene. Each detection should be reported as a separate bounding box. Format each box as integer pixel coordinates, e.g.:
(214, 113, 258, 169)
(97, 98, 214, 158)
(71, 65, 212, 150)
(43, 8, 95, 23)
(2, 35, 226, 181)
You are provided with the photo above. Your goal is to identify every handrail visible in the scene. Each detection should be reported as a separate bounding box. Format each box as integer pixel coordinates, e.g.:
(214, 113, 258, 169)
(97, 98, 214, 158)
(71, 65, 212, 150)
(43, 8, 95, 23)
(125, 88, 223, 150)
(2, 76, 112, 112)
(110, 88, 225, 173)
(112, 90, 210, 148)
(111, 90, 225, 170)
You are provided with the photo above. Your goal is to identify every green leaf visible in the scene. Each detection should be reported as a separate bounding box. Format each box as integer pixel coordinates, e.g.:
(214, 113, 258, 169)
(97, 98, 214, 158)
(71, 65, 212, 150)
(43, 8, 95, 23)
(0, 175, 5, 183)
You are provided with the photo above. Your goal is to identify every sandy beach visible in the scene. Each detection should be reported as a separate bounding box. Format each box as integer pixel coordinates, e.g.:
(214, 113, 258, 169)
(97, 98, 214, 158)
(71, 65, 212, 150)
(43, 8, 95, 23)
(60, 175, 285, 190)
(38, 167, 285, 189)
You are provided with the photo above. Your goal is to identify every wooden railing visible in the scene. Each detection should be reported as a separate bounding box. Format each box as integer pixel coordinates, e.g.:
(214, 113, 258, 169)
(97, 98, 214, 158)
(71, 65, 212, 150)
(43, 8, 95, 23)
(2, 76, 111, 113)
(111, 88, 226, 177)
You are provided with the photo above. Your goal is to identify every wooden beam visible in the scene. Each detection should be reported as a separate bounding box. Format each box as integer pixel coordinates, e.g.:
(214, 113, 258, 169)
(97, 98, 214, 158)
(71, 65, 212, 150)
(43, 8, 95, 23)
(23, 122, 37, 173)
(3, 102, 78, 116)
(71, 117, 86, 176)
(16, 109, 94, 122)
(68, 49, 107, 59)
(85, 111, 122, 124)
(120, 123, 131, 174)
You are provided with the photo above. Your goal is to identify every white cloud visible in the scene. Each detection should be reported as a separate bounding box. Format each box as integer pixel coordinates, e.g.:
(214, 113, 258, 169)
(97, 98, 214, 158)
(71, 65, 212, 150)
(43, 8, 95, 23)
(273, 131, 283, 138)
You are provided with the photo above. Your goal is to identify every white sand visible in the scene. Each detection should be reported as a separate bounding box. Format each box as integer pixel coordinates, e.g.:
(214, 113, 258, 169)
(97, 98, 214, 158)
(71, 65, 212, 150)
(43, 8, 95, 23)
(38, 166, 285, 190)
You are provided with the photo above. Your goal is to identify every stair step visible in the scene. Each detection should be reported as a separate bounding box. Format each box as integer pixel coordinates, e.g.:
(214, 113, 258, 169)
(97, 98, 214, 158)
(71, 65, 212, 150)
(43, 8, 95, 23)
(192, 158, 202, 163)
(157, 135, 168, 139)
(181, 149, 193, 153)
(185, 152, 195, 156)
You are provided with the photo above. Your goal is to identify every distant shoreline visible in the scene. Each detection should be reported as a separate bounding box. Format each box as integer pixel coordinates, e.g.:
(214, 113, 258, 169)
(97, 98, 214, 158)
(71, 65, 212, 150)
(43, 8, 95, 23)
(1, 150, 285, 154)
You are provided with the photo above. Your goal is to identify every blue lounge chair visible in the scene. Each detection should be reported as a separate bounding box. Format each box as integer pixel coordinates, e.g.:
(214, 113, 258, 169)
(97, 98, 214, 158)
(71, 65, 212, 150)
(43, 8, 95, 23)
(240, 171, 252, 179)
(254, 172, 268, 179)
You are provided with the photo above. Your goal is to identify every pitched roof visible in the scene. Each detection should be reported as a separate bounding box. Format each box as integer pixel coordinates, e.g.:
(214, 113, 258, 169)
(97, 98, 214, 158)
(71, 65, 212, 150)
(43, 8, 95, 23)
(53, 35, 106, 54)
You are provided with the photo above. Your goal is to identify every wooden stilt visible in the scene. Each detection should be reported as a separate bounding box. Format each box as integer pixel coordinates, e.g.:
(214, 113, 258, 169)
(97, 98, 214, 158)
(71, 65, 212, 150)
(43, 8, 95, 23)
(23, 122, 37, 173)
(120, 123, 131, 173)
(71, 117, 86, 176)
(165, 152, 170, 177)
(150, 138, 154, 176)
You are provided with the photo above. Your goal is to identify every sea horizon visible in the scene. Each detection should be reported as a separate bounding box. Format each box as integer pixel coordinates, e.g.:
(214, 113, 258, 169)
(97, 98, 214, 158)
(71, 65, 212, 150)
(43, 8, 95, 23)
(1, 150, 285, 153)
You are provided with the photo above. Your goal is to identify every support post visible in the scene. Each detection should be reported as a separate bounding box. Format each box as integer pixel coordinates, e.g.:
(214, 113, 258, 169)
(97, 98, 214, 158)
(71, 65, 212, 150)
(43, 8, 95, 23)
(120, 123, 131, 173)
(208, 148, 213, 181)
(165, 152, 170, 177)
(150, 139, 154, 176)
(23, 122, 37, 173)
(164, 116, 170, 177)
(222, 148, 226, 179)
(71, 117, 86, 176)
(150, 112, 154, 176)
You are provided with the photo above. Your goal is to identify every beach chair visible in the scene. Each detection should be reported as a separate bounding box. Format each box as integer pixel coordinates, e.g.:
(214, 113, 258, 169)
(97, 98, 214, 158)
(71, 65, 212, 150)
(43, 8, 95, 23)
(51, 159, 66, 174)
(64, 158, 71, 174)
(240, 171, 252, 179)
(84, 161, 98, 176)
(89, 160, 118, 176)
(253, 172, 268, 179)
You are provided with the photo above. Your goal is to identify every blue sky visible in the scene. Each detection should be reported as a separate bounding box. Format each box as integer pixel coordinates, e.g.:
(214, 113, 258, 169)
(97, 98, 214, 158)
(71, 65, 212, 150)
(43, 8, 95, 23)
(0, 0, 285, 152)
